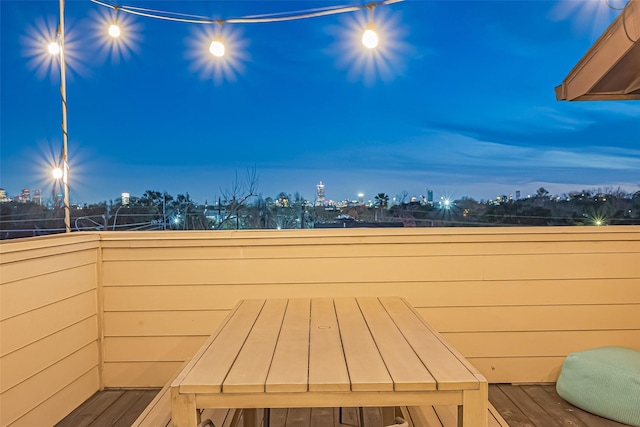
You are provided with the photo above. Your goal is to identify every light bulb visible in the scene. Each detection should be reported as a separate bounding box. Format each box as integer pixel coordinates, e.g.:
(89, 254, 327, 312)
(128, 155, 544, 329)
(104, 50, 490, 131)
(362, 28, 379, 49)
(52, 167, 63, 180)
(108, 24, 121, 38)
(48, 42, 60, 55)
(209, 40, 225, 57)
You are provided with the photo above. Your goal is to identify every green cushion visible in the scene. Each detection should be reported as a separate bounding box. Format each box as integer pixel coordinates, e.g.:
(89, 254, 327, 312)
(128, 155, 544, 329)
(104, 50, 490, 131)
(556, 346, 640, 427)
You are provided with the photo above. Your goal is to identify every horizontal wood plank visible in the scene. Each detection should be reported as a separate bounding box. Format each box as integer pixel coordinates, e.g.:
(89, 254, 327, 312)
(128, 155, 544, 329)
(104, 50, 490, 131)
(1, 249, 98, 284)
(102, 361, 186, 388)
(103, 336, 207, 362)
(103, 310, 229, 336)
(1, 343, 98, 426)
(102, 279, 640, 311)
(1, 317, 98, 393)
(1, 264, 96, 321)
(443, 330, 640, 357)
(12, 368, 99, 427)
(1, 291, 97, 357)
(418, 304, 640, 332)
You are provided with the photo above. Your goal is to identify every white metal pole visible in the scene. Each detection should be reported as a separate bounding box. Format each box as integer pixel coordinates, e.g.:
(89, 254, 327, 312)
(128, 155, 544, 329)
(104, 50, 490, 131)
(59, 0, 71, 232)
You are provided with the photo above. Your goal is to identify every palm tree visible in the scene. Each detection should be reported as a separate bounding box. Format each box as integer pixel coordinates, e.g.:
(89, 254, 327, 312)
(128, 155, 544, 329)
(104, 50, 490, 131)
(375, 193, 389, 209)
(374, 193, 389, 221)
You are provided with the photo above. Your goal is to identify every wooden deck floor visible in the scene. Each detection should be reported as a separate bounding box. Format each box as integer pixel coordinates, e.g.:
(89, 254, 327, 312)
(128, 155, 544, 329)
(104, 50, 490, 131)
(55, 385, 631, 427)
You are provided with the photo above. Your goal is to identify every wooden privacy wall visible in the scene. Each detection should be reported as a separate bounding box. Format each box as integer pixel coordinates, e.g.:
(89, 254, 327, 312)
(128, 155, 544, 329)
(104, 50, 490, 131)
(0, 234, 101, 427)
(100, 227, 640, 387)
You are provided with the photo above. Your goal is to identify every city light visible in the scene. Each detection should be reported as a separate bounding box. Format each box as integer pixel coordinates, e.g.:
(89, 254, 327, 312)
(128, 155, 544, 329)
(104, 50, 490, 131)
(591, 214, 607, 226)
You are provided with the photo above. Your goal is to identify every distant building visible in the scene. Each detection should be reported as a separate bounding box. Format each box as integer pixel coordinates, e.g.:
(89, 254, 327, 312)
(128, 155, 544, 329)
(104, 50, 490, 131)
(122, 192, 130, 206)
(516, 190, 521, 200)
(19, 188, 30, 203)
(0, 188, 10, 203)
(33, 189, 42, 205)
(316, 181, 325, 204)
(52, 186, 63, 208)
(427, 189, 434, 205)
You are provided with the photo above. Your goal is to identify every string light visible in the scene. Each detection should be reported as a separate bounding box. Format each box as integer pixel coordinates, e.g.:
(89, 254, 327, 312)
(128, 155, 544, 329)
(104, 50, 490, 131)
(108, 23, 121, 38)
(48, 41, 61, 55)
(362, 5, 379, 49)
(91, 0, 403, 57)
(362, 26, 379, 48)
(107, 6, 121, 38)
(209, 39, 225, 58)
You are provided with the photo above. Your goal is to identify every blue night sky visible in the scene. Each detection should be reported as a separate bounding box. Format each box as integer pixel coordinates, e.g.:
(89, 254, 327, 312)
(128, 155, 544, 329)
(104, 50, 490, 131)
(1, 0, 639, 205)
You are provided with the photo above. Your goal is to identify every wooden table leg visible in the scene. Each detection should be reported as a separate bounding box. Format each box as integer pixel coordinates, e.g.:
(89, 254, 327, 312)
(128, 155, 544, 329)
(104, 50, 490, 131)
(460, 383, 488, 427)
(382, 407, 396, 425)
(243, 408, 259, 427)
(264, 408, 271, 427)
(170, 387, 199, 427)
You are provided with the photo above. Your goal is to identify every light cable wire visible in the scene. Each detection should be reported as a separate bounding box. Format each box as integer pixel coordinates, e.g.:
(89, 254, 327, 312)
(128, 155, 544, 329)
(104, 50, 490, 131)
(90, 0, 403, 25)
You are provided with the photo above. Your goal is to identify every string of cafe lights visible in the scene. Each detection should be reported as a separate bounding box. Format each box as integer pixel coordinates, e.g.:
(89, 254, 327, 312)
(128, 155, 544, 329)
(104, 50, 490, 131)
(89, 0, 404, 54)
(44, 0, 403, 233)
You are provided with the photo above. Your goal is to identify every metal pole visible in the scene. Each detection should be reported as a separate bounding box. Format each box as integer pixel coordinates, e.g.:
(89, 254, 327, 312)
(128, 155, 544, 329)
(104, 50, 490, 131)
(58, 0, 71, 232)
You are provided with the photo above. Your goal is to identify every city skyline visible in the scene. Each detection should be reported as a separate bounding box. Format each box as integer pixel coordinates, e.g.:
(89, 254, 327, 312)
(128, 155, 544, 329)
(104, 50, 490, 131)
(2, 0, 640, 206)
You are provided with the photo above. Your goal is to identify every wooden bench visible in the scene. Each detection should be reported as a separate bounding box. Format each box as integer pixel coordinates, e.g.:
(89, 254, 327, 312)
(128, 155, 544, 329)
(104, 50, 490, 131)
(135, 399, 507, 427)
(131, 362, 505, 427)
(131, 363, 241, 427)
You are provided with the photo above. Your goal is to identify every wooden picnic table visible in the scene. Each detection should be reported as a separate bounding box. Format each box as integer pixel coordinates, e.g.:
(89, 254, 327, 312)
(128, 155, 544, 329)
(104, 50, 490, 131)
(170, 297, 488, 427)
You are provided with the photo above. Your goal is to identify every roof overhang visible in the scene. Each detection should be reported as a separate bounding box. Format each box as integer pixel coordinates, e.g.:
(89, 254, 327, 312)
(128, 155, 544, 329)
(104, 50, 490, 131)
(555, 0, 640, 101)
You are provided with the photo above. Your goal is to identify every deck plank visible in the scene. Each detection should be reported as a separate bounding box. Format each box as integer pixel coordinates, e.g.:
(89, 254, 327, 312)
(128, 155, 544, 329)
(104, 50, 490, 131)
(56, 384, 632, 427)
(488, 385, 535, 427)
(89, 389, 149, 426)
(539, 385, 630, 427)
(497, 385, 564, 427)
(111, 390, 159, 427)
(310, 407, 335, 427)
(54, 390, 125, 427)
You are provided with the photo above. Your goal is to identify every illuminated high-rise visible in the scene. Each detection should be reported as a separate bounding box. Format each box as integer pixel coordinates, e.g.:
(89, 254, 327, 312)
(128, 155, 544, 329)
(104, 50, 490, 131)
(20, 188, 30, 203)
(316, 181, 325, 203)
(33, 189, 42, 205)
(0, 188, 9, 203)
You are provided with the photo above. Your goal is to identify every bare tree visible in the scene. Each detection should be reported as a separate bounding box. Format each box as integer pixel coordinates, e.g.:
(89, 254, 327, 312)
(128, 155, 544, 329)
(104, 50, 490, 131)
(395, 190, 409, 205)
(216, 167, 259, 230)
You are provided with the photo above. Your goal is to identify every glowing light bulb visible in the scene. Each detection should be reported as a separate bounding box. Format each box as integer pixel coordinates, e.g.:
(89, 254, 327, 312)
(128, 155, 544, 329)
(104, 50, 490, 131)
(362, 28, 378, 49)
(108, 24, 121, 38)
(53, 167, 63, 179)
(209, 40, 225, 57)
(48, 42, 60, 55)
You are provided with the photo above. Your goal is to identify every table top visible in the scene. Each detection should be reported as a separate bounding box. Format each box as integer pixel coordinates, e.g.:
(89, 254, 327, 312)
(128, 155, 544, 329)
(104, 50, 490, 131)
(175, 297, 481, 397)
